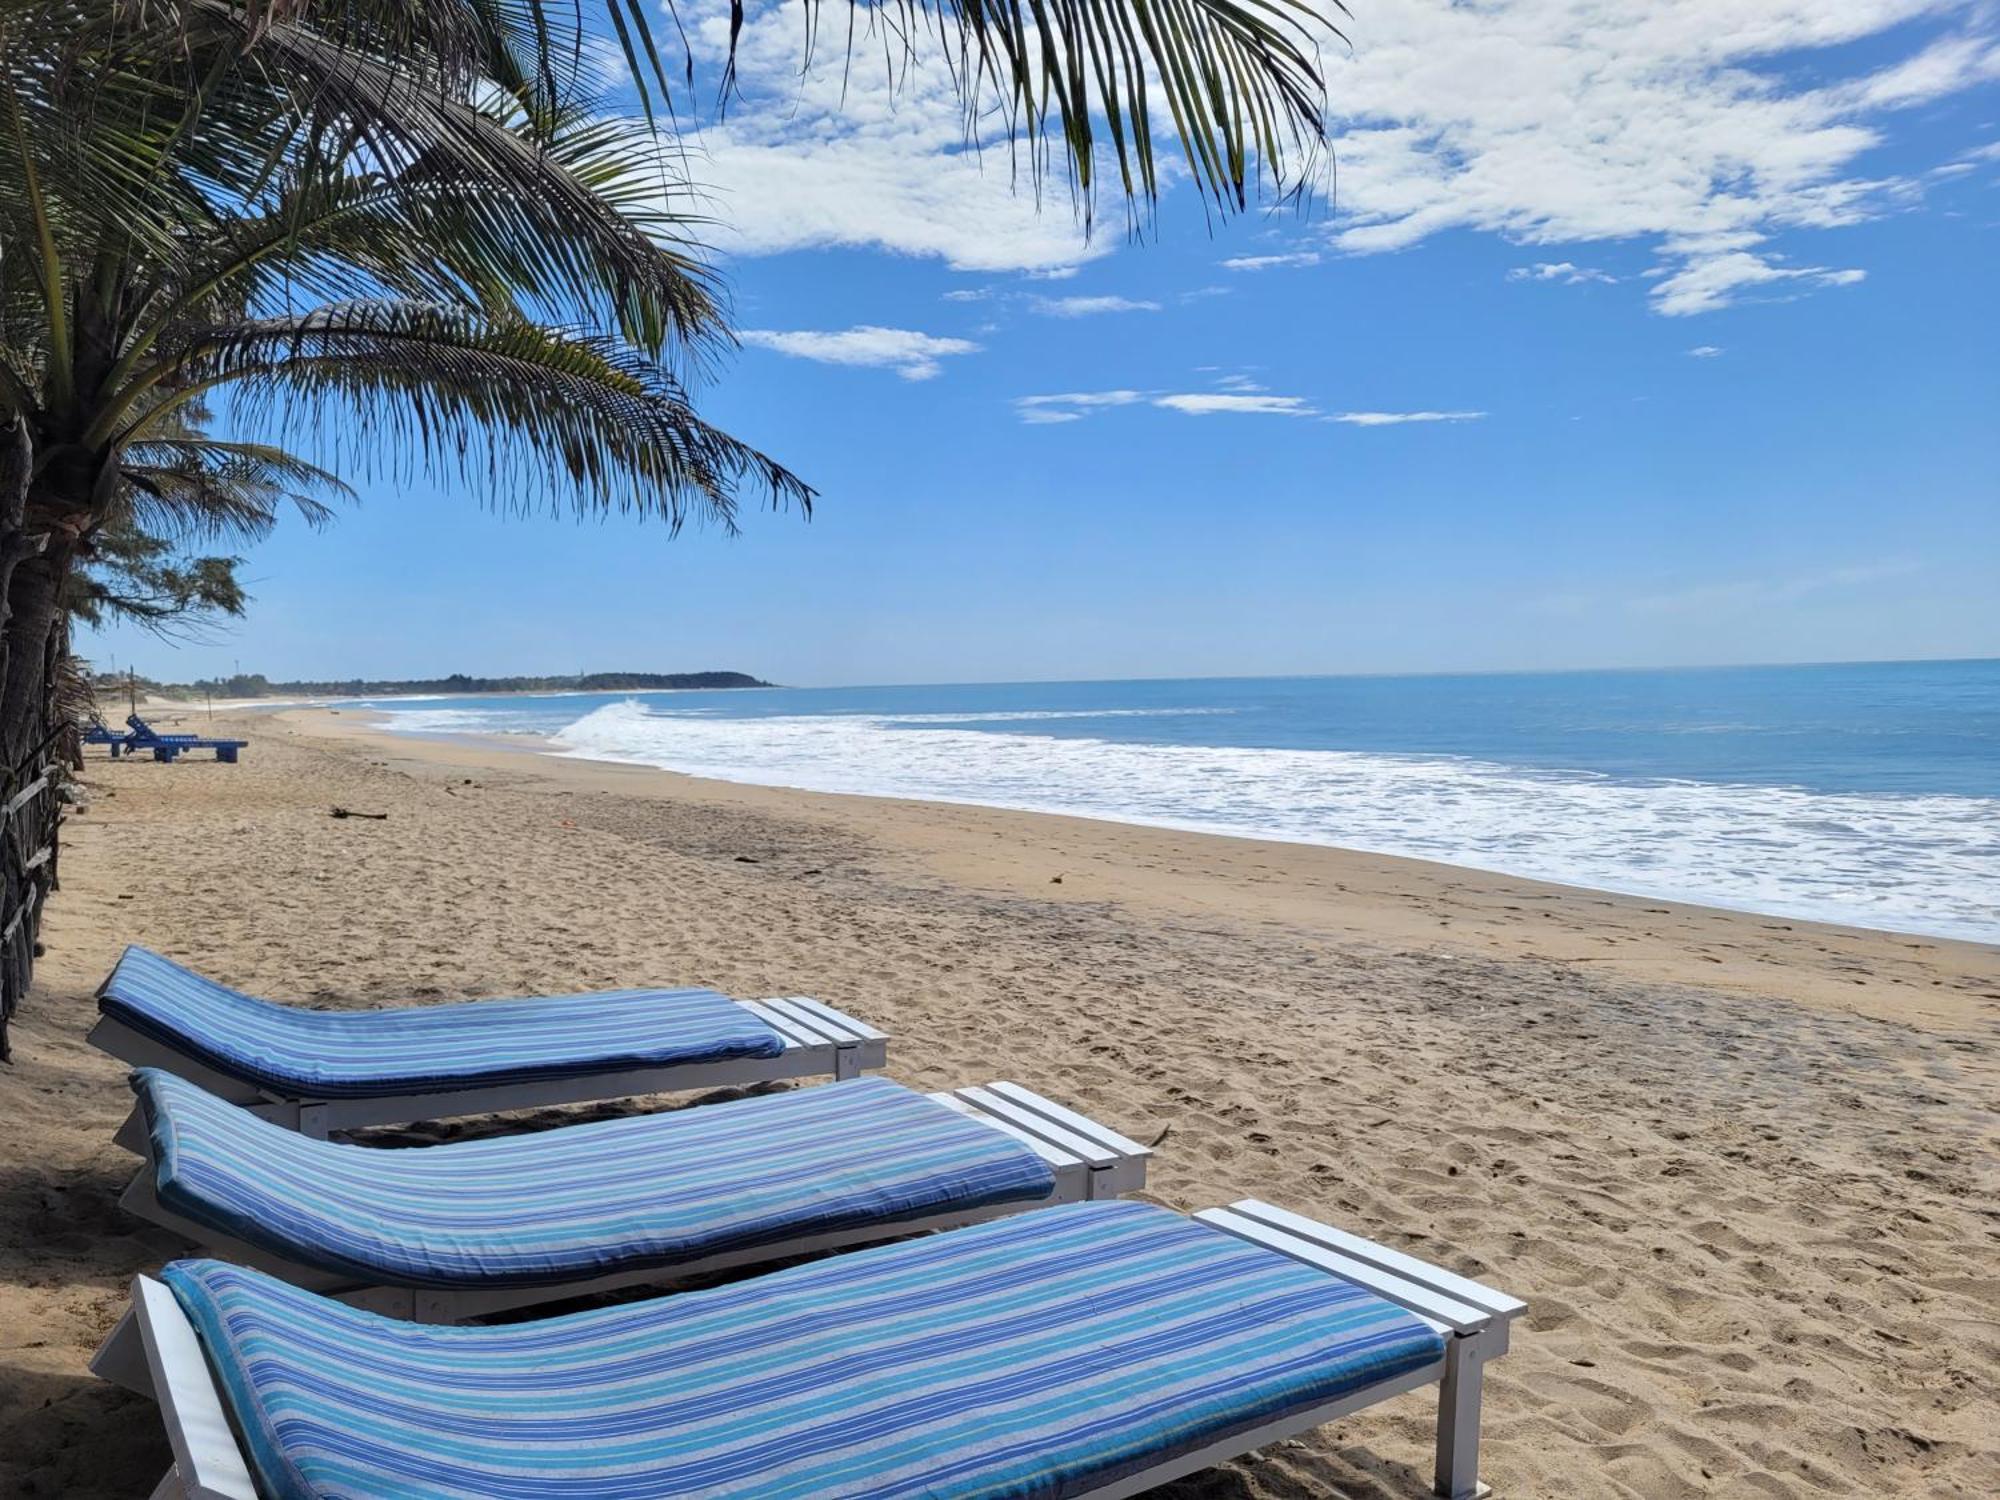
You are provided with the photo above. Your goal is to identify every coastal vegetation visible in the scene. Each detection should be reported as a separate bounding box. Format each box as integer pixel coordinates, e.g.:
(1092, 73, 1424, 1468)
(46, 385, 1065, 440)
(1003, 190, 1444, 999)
(106, 670, 772, 701)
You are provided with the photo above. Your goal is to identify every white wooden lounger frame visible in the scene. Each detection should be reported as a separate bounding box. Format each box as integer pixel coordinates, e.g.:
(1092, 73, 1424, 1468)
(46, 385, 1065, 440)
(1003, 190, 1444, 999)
(92, 994, 889, 1146)
(95, 1081, 1149, 1338)
(118, 1198, 1523, 1500)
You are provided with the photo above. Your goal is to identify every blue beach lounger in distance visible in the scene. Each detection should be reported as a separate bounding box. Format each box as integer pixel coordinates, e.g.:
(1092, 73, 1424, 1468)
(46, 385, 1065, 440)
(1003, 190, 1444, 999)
(125, 714, 249, 763)
(100, 1067, 1148, 1321)
(110, 1199, 1523, 1500)
(82, 719, 134, 757)
(91, 945, 889, 1139)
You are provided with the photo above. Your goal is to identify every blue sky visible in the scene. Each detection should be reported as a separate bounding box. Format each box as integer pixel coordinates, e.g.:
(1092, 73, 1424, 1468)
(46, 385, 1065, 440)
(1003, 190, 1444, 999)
(85, 0, 2000, 686)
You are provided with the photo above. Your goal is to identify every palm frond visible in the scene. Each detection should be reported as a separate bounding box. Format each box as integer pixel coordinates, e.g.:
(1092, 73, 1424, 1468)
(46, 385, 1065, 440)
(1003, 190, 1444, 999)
(724, 0, 1341, 223)
(120, 436, 352, 541)
(154, 301, 811, 533)
(186, 7, 729, 357)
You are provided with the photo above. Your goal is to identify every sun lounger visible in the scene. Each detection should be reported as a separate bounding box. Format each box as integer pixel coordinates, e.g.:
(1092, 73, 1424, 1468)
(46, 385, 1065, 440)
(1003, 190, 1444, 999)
(83, 719, 134, 757)
(91, 945, 888, 1138)
(110, 1198, 1522, 1499)
(99, 1068, 1148, 1322)
(125, 714, 249, 762)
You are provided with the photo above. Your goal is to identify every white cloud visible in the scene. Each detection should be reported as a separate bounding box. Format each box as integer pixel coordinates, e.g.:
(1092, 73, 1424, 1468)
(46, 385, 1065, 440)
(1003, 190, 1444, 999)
(1650, 255, 1865, 317)
(1016, 389, 1483, 423)
(1317, 1, 1999, 313)
(642, 0, 1996, 308)
(941, 287, 995, 303)
(1686, 344, 1724, 357)
(1013, 390, 1148, 423)
(1508, 261, 1617, 284)
(1154, 393, 1317, 416)
(678, 0, 1106, 273)
(1327, 410, 1486, 426)
(1221, 252, 1324, 271)
(739, 326, 980, 380)
(1029, 295, 1162, 317)
(1825, 34, 2000, 111)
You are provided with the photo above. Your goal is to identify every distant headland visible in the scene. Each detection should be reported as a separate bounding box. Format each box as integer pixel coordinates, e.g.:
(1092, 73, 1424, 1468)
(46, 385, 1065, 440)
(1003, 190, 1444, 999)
(99, 670, 774, 701)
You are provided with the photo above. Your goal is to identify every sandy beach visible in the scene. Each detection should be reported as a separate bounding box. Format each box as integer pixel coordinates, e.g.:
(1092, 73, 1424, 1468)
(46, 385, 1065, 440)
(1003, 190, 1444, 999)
(2, 705, 1996, 1498)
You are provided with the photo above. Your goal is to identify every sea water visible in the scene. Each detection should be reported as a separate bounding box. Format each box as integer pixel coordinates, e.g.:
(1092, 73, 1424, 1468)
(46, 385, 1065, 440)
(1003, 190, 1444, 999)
(359, 660, 2000, 943)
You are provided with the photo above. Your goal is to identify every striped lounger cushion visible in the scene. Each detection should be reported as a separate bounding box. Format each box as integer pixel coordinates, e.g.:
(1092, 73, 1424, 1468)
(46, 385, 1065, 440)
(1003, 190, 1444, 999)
(136, 1069, 1058, 1286)
(99, 945, 787, 1097)
(163, 1199, 1446, 1499)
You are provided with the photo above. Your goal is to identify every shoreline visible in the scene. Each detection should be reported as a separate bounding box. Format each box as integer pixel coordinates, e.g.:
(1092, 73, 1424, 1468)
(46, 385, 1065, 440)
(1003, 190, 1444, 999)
(306, 706, 1999, 1033)
(393, 717, 1995, 947)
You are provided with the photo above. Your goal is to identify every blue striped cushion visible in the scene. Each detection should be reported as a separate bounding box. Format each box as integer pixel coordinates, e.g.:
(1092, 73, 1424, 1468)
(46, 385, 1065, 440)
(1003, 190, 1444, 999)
(100, 946, 786, 1098)
(137, 1070, 1058, 1287)
(163, 1200, 1446, 1499)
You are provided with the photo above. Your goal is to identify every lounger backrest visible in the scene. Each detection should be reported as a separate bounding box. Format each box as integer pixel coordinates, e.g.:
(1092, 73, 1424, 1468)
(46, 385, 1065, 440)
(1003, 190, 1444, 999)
(132, 1067, 1061, 1288)
(97, 945, 790, 1098)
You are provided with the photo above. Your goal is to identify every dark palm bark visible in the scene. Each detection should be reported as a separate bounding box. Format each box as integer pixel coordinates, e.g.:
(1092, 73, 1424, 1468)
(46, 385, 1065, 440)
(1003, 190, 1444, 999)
(0, 422, 51, 768)
(0, 422, 57, 1052)
(1, 546, 67, 767)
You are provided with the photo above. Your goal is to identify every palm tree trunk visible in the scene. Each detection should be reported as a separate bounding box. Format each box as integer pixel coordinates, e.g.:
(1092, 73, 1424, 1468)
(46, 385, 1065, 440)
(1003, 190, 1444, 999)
(0, 423, 59, 1047)
(0, 544, 67, 770)
(0, 421, 51, 768)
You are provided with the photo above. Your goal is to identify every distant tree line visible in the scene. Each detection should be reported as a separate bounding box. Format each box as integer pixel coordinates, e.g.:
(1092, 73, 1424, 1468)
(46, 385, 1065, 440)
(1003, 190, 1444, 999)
(96, 671, 772, 703)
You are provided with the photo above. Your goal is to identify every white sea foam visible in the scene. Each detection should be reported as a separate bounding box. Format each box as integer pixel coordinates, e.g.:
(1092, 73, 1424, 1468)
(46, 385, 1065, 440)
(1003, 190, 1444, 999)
(515, 700, 2000, 943)
(370, 706, 548, 736)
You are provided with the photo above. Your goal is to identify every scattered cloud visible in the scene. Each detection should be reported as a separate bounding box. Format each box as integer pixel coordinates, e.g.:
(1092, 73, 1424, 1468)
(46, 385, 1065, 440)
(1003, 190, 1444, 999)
(1508, 262, 1617, 285)
(677, 0, 1103, 273)
(1013, 391, 1148, 424)
(581, 35, 634, 89)
(640, 0, 1996, 308)
(1029, 295, 1163, 318)
(1220, 252, 1324, 271)
(1017, 387, 1487, 424)
(1154, 394, 1317, 417)
(1316, 1, 2000, 313)
(1650, 256, 1865, 318)
(941, 287, 994, 303)
(1686, 345, 1725, 358)
(639, 0, 2000, 316)
(739, 326, 980, 381)
(1327, 410, 1487, 426)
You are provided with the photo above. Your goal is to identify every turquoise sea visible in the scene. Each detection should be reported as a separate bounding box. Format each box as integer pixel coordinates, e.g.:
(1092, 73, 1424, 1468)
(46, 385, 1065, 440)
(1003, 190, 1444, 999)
(359, 659, 2000, 943)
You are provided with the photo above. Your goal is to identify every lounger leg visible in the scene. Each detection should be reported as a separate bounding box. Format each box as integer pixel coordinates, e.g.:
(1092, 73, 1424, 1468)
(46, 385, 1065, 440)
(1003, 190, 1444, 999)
(834, 1044, 861, 1081)
(1434, 1334, 1492, 1500)
(114, 1105, 151, 1155)
(90, 1309, 156, 1397)
(148, 1468, 189, 1500)
(296, 1103, 331, 1139)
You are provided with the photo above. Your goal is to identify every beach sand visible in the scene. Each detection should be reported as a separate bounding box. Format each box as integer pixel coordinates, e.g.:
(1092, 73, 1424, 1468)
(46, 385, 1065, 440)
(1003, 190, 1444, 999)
(2, 706, 1996, 1498)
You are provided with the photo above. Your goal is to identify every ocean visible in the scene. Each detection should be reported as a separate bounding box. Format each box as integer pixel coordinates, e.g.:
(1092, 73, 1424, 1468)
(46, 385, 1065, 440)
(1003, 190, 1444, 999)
(358, 659, 2000, 943)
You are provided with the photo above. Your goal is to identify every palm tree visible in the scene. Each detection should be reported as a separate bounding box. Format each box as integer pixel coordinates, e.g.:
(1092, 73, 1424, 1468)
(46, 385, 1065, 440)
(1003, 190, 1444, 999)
(0, 0, 1335, 755)
(68, 398, 352, 637)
